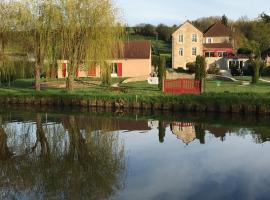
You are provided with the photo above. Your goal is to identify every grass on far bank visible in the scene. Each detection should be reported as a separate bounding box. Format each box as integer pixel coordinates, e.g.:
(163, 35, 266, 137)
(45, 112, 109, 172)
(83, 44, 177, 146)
(2, 78, 270, 95)
(1, 78, 270, 106)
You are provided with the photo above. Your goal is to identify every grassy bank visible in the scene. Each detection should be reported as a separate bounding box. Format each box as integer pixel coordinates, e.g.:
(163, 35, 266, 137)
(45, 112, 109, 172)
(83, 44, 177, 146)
(1, 78, 270, 114)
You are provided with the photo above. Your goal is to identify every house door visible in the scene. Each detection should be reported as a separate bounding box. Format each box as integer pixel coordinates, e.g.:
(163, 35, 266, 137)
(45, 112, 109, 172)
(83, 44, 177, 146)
(88, 66, 96, 77)
(62, 63, 67, 78)
(117, 63, 122, 77)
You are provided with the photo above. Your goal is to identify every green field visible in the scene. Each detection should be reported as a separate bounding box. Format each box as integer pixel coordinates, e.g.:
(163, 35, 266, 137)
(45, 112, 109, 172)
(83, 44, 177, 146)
(128, 34, 171, 55)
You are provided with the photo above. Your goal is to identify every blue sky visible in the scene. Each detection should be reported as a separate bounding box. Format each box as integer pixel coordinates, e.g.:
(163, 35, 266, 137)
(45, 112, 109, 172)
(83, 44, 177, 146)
(115, 0, 270, 26)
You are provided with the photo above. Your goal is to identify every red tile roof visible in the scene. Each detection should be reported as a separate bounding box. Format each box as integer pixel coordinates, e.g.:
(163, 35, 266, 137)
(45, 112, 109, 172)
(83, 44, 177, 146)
(203, 43, 233, 49)
(204, 22, 232, 37)
(116, 41, 151, 59)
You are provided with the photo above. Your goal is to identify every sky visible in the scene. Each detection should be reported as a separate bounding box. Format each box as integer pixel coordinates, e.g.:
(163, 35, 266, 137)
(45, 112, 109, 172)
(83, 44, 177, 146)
(115, 0, 270, 26)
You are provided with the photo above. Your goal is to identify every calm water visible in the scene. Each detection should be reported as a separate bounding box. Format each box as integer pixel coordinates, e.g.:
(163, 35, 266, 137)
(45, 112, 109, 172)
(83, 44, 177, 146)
(0, 108, 270, 200)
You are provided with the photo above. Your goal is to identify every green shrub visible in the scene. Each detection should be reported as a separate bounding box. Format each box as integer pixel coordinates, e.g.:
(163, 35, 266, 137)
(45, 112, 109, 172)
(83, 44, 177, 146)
(152, 55, 159, 72)
(261, 66, 270, 76)
(186, 62, 196, 73)
(174, 67, 188, 74)
(195, 56, 207, 92)
(158, 56, 166, 90)
(251, 59, 261, 84)
(207, 64, 221, 75)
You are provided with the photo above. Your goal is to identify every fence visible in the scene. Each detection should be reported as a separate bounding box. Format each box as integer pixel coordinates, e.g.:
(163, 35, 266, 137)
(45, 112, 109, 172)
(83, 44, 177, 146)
(163, 79, 201, 94)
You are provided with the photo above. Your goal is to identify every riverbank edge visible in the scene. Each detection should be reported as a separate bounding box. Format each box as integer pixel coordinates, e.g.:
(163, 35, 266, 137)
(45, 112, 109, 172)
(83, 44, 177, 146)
(1, 93, 270, 115)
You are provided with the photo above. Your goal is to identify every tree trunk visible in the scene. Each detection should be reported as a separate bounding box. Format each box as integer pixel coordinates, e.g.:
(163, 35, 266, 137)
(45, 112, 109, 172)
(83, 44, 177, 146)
(200, 79, 205, 93)
(35, 114, 50, 158)
(67, 74, 74, 91)
(0, 116, 12, 161)
(35, 63, 41, 91)
(0, 33, 4, 55)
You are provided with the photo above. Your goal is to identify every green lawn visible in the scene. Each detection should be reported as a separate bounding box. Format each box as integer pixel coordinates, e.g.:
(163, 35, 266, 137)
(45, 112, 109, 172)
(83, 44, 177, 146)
(120, 80, 270, 94)
(4, 79, 270, 96)
(205, 80, 270, 93)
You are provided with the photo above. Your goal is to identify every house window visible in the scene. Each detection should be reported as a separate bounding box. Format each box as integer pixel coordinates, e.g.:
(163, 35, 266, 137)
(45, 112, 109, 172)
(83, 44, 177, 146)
(218, 52, 223, 57)
(218, 52, 228, 57)
(111, 63, 118, 74)
(207, 38, 213, 43)
(192, 34, 198, 42)
(205, 52, 215, 57)
(192, 47, 197, 56)
(179, 34, 184, 43)
(179, 48, 184, 56)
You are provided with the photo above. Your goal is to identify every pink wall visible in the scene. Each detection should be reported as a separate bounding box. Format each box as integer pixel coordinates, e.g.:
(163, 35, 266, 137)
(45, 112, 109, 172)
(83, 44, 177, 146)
(57, 57, 151, 78)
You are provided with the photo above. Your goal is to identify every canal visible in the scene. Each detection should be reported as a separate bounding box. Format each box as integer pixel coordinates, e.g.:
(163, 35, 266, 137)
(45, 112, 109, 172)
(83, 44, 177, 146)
(0, 107, 270, 200)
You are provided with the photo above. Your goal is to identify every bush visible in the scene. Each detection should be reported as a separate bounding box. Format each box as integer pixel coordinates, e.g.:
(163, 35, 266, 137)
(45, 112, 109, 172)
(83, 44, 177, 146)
(186, 62, 196, 73)
(261, 66, 270, 76)
(251, 59, 261, 84)
(237, 48, 253, 56)
(158, 56, 166, 90)
(152, 55, 159, 72)
(174, 67, 187, 73)
(242, 62, 253, 76)
(207, 64, 221, 75)
(195, 56, 207, 92)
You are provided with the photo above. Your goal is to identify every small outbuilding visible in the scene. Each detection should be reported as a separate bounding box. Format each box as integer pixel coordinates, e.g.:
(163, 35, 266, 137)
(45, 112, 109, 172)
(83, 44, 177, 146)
(57, 41, 152, 78)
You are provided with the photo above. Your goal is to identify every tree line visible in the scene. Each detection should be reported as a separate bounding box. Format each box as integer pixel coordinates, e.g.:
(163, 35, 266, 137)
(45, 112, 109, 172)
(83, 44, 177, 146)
(129, 14, 270, 56)
(0, 0, 123, 90)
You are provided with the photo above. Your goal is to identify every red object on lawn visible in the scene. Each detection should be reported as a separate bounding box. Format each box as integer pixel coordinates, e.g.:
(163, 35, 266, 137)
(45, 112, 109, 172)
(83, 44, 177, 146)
(163, 79, 201, 94)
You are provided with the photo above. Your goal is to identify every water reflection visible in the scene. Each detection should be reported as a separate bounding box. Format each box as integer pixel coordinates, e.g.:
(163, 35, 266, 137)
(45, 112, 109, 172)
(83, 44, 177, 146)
(167, 121, 270, 145)
(1, 109, 270, 199)
(0, 113, 126, 200)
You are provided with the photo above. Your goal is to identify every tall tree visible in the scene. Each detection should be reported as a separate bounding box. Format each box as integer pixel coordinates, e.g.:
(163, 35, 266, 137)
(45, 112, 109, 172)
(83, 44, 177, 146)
(26, 0, 61, 91)
(195, 56, 206, 93)
(59, 0, 123, 90)
(158, 56, 166, 90)
(156, 24, 172, 42)
(261, 13, 270, 23)
(221, 14, 228, 26)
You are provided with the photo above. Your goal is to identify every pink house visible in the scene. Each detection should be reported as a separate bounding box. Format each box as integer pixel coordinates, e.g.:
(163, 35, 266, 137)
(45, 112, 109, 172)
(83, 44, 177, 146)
(57, 41, 152, 78)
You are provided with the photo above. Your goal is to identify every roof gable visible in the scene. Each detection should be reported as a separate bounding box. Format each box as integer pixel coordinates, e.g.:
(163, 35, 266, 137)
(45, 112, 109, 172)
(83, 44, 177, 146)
(115, 41, 151, 59)
(204, 22, 232, 37)
(172, 21, 203, 36)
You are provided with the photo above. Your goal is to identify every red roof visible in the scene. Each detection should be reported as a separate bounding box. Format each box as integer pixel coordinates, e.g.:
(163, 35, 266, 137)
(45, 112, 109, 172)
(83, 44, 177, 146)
(203, 43, 233, 49)
(116, 41, 151, 59)
(204, 22, 232, 37)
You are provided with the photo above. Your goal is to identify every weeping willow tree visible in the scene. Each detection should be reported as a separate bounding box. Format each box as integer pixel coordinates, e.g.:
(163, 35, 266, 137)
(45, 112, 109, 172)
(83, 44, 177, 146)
(0, 112, 126, 199)
(22, 0, 62, 91)
(59, 0, 124, 90)
(0, 1, 17, 86)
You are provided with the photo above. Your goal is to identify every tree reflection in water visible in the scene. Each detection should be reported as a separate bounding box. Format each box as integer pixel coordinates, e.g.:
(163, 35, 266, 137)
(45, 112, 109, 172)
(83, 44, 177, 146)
(0, 114, 126, 200)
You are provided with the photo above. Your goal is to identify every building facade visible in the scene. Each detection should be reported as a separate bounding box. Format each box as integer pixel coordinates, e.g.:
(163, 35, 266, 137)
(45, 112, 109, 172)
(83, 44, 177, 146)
(172, 21, 248, 70)
(172, 21, 203, 69)
(57, 41, 152, 79)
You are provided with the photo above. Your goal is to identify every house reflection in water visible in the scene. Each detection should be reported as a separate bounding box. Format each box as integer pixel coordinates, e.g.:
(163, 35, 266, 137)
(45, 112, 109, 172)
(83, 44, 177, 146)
(170, 122, 196, 145)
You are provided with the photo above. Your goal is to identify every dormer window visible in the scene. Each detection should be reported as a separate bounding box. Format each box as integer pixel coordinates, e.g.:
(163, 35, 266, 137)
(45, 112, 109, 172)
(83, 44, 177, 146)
(179, 34, 184, 43)
(192, 34, 198, 42)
